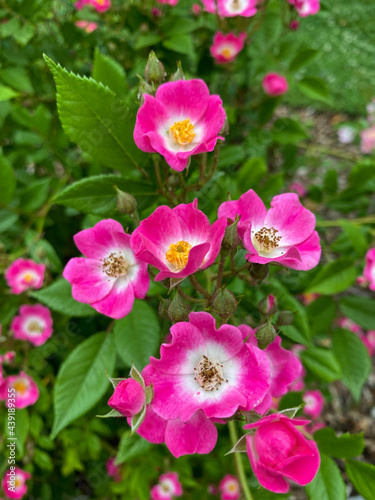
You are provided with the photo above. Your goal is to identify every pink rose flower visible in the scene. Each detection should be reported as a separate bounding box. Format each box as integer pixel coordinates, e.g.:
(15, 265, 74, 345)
(239, 326, 303, 413)
(218, 190, 321, 271)
(363, 248, 375, 290)
(303, 389, 325, 419)
(2, 468, 31, 500)
(219, 474, 240, 500)
(147, 312, 270, 422)
(201, 0, 217, 13)
(131, 366, 218, 458)
(217, 0, 257, 17)
(74, 0, 90, 9)
(363, 331, 375, 357)
(289, 0, 320, 17)
(360, 126, 375, 154)
(151, 472, 182, 500)
(11, 305, 53, 346)
(63, 219, 149, 319)
(210, 32, 246, 64)
(262, 73, 289, 96)
(244, 414, 320, 493)
(338, 317, 363, 335)
(0, 371, 39, 409)
(151, 7, 162, 17)
(0, 351, 16, 364)
(133, 79, 226, 171)
(75, 20, 98, 33)
(5, 258, 45, 295)
(91, 0, 111, 13)
(106, 457, 121, 482)
(108, 378, 146, 417)
(192, 3, 201, 14)
(131, 200, 226, 281)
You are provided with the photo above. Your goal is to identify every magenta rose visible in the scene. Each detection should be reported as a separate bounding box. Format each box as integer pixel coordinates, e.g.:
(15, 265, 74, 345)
(262, 73, 289, 96)
(108, 379, 146, 417)
(133, 79, 226, 171)
(244, 414, 320, 493)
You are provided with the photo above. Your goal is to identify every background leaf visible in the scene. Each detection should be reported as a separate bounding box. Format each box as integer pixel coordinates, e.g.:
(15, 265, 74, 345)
(314, 427, 364, 459)
(346, 460, 375, 500)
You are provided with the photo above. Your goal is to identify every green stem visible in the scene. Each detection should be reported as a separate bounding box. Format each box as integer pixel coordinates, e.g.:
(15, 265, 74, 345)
(316, 216, 375, 227)
(215, 255, 226, 292)
(228, 421, 254, 500)
(189, 275, 211, 300)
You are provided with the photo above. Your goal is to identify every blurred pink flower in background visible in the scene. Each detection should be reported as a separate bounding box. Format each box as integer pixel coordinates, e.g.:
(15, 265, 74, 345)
(5, 258, 45, 295)
(262, 73, 289, 96)
(75, 20, 98, 33)
(360, 126, 375, 154)
(151, 472, 182, 500)
(11, 304, 53, 346)
(337, 125, 355, 144)
(0, 371, 39, 409)
(106, 457, 122, 482)
(362, 248, 375, 290)
(157, 0, 179, 5)
(2, 468, 31, 499)
(288, 0, 320, 17)
(217, 0, 257, 18)
(289, 182, 307, 198)
(303, 389, 325, 419)
(219, 474, 240, 499)
(210, 32, 246, 64)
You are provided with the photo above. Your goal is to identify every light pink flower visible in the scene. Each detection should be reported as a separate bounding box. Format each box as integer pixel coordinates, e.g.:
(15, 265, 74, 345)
(74, 0, 90, 9)
(131, 200, 226, 281)
(262, 73, 289, 96)
(363, 248, 375, 290)
(337, 126, 355, 145)
(108, 378, 145, 417)
(5, 258, 45, 295)
(219, 474, 240, 500)
(11, 305, 53, 346)
(217, 0, 257, 17)
(239, 326, 303, 413)
(201, 0, 217, 13)
(2, 468, 31, 500)
(133, 79, 226, 171)
(338, 317, 363, 335)
(218, 190, 321, 271)
(147, 312, 271, 422)
(0, 371, 39, 409)
(63, 219, 149, 319)
(157, 0, 179, 4)
(75, 20, 98, 33)
(364, 331, 375, 357)
(0, 351, 16, 364)
(299, 292, 320, 305)
(210, 32, 246, 64)
(245, 414, 320, 493)
(303, 389, 324, 419)
(192, 3, 201, 14)
(151, 472, 182, 500)
(288, 0, 320, 17)
(91, 0, 111, 12)
(106, 457, 121, 482)
(289, 182, 306, 198)
(360, 126, 375, 154)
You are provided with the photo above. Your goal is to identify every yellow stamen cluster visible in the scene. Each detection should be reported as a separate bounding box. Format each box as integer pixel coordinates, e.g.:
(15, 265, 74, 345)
(28, 321, 43, 334)
(221, 48, 233, 59)
(100, 253, 129, 278)
(194, 355, 228, 392)
(169, 119, 195, 146)
(253, 227, 282, 254)
(13, 381, 27, 395)
(165, 240, 192, 271)
(23, 273, 34, 283)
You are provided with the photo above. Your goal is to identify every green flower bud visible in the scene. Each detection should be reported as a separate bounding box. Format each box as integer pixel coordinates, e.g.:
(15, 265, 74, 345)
(221, 217, 240, 255)
(248, 263, 269, 286)
(211, 287, 237, 320)
(114, 186, 137, 215)
(168, 290, 190, 323)
(144, 51, 166, 84)
(158, 296, 171, 319)
(258, 294, 277, 316)
(277, 310, 294, 326)
(170, 61, 185, 82)
(255, 318, 277, 349)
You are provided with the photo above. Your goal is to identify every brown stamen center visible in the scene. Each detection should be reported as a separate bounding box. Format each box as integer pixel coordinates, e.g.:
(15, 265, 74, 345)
(28, 321, 43, 334)
(100, 253, 129, 278)
(253, 227, 282, 254)
(194, 355, 228, 392)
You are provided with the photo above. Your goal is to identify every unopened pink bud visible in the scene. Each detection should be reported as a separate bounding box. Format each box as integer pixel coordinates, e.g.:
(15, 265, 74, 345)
(262, 73, 289, 97)
(108, 379, 146, 417)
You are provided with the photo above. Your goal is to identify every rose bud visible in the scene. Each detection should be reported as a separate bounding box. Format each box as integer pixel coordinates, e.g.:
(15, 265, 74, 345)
(108, 379, 146, 417)
(244, 413, 320, 493)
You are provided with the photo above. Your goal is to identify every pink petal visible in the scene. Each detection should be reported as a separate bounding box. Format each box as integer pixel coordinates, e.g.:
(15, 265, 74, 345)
(63, 258, 114, 303)
(91, 281, 135, 319)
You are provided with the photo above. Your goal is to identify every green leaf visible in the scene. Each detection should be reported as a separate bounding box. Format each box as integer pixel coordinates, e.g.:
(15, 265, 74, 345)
(314, 427, 364, 459)
(44, 55, 145, 173)
(114, 300, 160, 369)
(289, 48, 319, 72)
(300, 347, 341, 382)
(4, 409, 29, 457)
(51, 332, 116, 438)
(0, 153, 16, 205)
(339, 295, 375, 330)
(1, 67, 33, 94)
(20, 178, 50, 213)
(306, 296, 336, 336)
(116, 432, 151, 465)
(271, 118, 309, 145)
(298, 77, 329, 103)
(339, 220, 368, 257)
(237, 157, 268, 191)
(134, 33, 162, 50)
(92, 49, 127, 97)
(306, 258, 357, 294)
(34, 448, 54, 472)
(53, 175, 156, 215)
(346, 460, 375, 500)
(306, 453, 346, 500)
(163, 35, 194, 56)
(0, 84, 20, 102)
(255, 12, 282, 49)
(31, 278, 95, 317)
(332, 328, 371, 401)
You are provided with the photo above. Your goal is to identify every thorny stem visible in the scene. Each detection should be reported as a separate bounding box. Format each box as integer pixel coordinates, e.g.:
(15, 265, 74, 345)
(215, 255, 226, 292)
(228, 421, 254, 500)
(178, 287, 206, 304)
